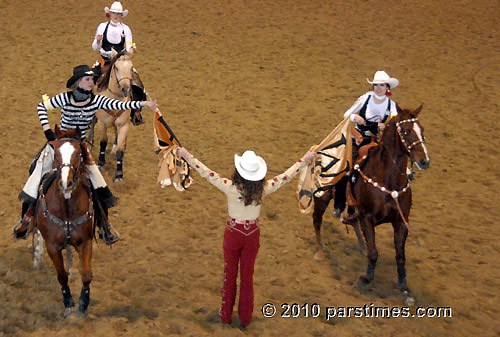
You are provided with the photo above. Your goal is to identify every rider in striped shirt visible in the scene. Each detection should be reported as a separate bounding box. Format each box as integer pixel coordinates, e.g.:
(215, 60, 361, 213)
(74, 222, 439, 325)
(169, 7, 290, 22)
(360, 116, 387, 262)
(14, 64, 157, 244)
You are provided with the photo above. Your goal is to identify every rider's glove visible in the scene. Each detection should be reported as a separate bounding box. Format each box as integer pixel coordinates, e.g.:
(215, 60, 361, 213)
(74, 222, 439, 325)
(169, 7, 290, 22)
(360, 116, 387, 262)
(44, 129, 56, 141)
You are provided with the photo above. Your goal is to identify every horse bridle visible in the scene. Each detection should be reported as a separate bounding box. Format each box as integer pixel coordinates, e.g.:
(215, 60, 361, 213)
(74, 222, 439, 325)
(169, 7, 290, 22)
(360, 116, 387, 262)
(395, 118, 425, 154)
(54, 138, 83, 185)
(112, 60, 132, 97)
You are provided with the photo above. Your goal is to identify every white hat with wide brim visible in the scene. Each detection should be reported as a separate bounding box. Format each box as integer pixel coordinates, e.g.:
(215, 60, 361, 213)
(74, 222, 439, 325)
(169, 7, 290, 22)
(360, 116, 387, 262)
(234, 151, 267, 181)
(367, 70, 399, 89)
(105, 1, 129, 16)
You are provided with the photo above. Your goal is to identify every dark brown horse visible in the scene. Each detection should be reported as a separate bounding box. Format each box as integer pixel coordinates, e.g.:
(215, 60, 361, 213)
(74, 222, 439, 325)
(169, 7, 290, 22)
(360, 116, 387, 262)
(349, 105, 430, 305)
(35, 127, 94, 318)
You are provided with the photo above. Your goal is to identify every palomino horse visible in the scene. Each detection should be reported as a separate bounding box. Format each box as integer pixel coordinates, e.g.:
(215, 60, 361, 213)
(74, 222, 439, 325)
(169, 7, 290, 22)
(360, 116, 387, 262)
(349, 105, 430, 305)
(35, 127, 94, 317)
(95, 50, 134, 182)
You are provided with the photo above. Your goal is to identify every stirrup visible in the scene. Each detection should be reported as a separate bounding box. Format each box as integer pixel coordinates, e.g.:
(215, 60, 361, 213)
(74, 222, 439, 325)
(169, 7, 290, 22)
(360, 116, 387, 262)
(12, 219, 30, 240)
(130, 111, 144, 126)
(98, 224, 119, 246)
(341, 214, 358, 226)
(333, 208, 343, 218)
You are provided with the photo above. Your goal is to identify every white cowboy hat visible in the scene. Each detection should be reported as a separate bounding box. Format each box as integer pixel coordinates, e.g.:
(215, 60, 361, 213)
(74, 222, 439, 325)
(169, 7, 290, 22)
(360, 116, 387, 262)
(366, 70, 399, 89)
(105, 1, 129, 17)
(234, 151, 267, 181)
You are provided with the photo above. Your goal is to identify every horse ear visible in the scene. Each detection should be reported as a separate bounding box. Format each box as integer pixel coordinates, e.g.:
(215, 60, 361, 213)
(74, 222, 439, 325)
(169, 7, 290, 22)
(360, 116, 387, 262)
(111, 48, 118, 57)
(414, 104, 424, 115)
(55, 125, 61, 138)
(127, 47, 134, 57)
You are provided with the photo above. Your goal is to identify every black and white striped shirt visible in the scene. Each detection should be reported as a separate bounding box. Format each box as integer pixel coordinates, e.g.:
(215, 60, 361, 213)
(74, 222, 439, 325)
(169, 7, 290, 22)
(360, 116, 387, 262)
(37, 92, 142, 138)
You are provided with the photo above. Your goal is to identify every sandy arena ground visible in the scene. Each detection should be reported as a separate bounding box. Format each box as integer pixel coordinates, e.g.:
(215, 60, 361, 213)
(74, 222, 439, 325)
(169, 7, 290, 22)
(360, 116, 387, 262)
(0, 0, 499, 336)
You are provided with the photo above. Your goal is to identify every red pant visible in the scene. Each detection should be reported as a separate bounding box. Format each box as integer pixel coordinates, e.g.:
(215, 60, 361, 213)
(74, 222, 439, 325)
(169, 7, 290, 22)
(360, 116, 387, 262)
(220, 217, 260, 326)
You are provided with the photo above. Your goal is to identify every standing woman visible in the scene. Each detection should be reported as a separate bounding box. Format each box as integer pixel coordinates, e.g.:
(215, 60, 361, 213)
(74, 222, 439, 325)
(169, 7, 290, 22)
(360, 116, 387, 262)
(13, 65, 158, 244)
(177, 147, 315, 327)
(92, 1, 146, 125)
(333, 70, 399, 217)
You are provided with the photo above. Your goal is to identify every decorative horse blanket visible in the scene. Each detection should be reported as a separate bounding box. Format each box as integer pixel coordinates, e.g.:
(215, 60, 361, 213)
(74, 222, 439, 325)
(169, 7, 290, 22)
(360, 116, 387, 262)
(296, 117, 353, 213)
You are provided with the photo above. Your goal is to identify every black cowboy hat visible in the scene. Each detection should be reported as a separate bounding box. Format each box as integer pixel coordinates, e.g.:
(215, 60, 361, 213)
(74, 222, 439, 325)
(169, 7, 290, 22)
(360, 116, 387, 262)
(66, 65, 95, 88)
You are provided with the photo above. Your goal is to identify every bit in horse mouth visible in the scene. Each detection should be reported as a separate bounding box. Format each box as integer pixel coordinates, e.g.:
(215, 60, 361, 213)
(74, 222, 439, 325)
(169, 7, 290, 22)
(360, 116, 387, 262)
(64, 192, 72, 199)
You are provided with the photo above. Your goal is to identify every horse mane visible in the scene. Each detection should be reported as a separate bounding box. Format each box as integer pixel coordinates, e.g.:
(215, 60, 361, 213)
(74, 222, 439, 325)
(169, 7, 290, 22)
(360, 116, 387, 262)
(362, 106, 410, 162)
(97, 51, 129, 90)
(56, 127, 81, 141)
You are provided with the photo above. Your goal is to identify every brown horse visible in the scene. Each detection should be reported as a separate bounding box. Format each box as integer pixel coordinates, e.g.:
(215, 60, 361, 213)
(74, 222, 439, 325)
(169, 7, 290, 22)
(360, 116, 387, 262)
(312, 188, 366, 261)
(35, 127, 94, 318)
(95, 50, 135, 182)
(349, 105, 430, 305)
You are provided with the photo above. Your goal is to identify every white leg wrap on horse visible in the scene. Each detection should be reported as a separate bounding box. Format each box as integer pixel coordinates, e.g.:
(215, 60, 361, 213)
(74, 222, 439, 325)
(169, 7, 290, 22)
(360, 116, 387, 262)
(22, 145, 55, 199)
(86, 164, 107, 188)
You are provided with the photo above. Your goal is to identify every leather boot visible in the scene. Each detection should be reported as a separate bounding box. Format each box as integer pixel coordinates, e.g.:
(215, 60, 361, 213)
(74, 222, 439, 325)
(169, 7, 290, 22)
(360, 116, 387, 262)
(13, 202, 35, 239)
(95, 187, 119, 245)
(130, 84, 146, 126)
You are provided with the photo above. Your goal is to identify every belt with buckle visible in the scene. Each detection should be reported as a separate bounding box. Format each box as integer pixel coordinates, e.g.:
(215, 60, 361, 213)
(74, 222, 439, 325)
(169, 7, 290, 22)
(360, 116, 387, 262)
(227, 217, 259, 234)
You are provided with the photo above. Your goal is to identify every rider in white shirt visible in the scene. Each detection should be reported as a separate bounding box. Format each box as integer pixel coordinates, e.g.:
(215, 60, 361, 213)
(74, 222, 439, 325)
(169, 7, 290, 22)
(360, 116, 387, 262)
(92, 2, 146, 125)
(334, 71, 400, 218)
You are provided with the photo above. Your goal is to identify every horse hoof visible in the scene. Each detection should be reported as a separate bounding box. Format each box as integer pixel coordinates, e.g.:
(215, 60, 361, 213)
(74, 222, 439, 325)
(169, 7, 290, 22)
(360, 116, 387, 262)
(314, 251, 325, 262)
(114, 177, 123, 183)
(63, 307, 75, 319)
(357, 275, 372, 288)
(33, 261, 43, 270)
(77, 308, 88, 318)
(402, 290, 415, 306)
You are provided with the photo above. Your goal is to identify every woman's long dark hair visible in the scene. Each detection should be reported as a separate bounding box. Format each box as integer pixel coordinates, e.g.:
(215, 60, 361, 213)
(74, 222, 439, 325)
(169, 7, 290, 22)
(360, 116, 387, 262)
(232, 169, 265, 206)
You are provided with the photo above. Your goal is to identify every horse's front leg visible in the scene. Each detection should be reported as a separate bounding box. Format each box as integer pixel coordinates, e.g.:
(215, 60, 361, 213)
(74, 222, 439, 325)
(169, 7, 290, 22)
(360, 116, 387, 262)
(46, 243, 74, 318)
(358, 214, 378, 287)
(312, 192, 332, 261)
(114, 121, 129, 182)
(393, 220, 414, 305)
(75, 239, 93, 317)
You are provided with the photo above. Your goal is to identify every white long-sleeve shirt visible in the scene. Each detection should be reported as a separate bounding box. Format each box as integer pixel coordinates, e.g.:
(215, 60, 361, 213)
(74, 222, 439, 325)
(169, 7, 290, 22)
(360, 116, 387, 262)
(92, 21, 133, 58)
(343, 92, 398, 123)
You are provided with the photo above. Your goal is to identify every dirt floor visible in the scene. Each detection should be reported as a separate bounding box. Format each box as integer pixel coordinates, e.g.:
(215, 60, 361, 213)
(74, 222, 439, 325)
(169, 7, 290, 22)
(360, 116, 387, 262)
(1, 0, 499, 336)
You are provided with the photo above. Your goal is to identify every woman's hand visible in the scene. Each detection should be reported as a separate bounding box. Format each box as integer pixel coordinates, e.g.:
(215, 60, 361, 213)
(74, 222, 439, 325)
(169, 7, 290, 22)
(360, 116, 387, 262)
(378, 122, 386, 131)
(302, 151, 316, 163)
(142, 100, 159, 111)
(177, 147, 193, 160)
(353, 115, 366, 125)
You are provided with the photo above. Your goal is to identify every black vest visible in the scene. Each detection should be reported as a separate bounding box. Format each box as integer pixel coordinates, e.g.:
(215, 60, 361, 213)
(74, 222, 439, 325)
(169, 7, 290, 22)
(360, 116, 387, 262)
(101, 22, 126, 53)
(356, 95, 391, 136)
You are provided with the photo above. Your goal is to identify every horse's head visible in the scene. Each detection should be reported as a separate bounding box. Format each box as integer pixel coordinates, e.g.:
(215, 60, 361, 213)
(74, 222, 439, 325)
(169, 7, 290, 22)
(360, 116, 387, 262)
(98, 51, 134, 97)
(111, 52, 133, 96)
(394, 105, 431, 170)
(53, 126, 84, 199)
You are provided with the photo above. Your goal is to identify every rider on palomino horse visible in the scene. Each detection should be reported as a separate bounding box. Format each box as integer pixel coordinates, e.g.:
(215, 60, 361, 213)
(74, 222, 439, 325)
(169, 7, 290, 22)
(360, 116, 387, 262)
(334, 71, 400, 218)
(13, 65, 158, 244)
(91, 1, 147, 125)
